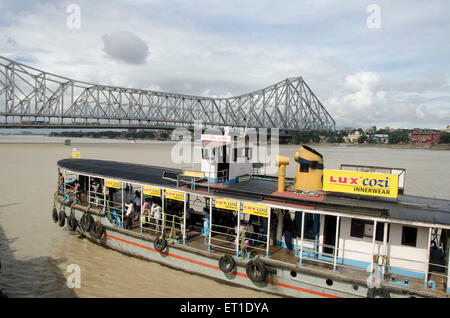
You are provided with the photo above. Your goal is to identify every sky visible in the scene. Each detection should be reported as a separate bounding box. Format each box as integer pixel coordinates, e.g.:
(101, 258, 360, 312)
(0, 0, 449, 130)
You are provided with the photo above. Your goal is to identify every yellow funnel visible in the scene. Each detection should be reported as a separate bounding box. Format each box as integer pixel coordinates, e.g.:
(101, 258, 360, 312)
(294, 145, 324, 191)
(276, 155, 290, 192)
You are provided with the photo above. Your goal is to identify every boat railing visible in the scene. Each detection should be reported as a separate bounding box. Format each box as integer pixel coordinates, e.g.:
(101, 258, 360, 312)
(140, 211, 163, 236)
(237, 227, 268, 257)
(160, 212, 184, 242)
(209, 223, 237, 253)
(216, 169, 229, 183)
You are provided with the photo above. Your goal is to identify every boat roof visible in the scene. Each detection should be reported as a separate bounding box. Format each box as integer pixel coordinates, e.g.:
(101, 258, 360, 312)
(58, 158, 450, 226)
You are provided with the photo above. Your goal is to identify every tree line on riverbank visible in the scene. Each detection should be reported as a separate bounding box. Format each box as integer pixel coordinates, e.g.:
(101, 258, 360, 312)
(48, 130, 169, 140)
(289, 129, 450, 145)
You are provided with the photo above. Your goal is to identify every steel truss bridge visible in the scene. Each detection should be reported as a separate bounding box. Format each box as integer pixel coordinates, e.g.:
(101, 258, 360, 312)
(0, 56, 335, 131)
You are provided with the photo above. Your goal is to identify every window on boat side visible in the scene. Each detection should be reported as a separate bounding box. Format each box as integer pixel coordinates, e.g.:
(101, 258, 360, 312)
(350, 219, 390, 242)
(202, 148, 209, 160)
(401, 226, 418, 247)
(245, 147, 252, 160)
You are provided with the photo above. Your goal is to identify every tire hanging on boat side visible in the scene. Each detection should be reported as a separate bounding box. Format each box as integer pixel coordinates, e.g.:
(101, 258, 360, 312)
(246, 259, 266, 282)
(67, 214, 78, 232)
(154, 236, 167, 251)
(90, 221, 105, 239)
(58, 210, 66, 227)
(52, 207, 59, 223)
(80, 213, 94, 232)
(219, 254, 235, 273)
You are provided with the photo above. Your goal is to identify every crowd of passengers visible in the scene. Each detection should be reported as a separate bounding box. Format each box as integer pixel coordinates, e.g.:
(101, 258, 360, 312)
(58, 173, 298, 248)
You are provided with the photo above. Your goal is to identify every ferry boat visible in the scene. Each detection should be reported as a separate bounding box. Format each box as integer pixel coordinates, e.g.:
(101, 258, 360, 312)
(52, 128, 450, 298)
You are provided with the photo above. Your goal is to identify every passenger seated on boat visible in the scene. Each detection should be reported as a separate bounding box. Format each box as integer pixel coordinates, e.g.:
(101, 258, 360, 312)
(141, 198, 151, 226)
(124, 200, 135, 229)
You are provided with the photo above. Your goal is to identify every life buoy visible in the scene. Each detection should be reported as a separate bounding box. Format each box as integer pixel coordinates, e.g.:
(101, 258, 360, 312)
(67, 214, 78, 232)
(58, 210, 66, 227)
(52, 207, 59, 223)
(90, 221, 105, 239)
(246, 259, 266, 282)
(219, 255, 235, 273)
(80, 213, 94, 232)
(154, 236, 167, 252)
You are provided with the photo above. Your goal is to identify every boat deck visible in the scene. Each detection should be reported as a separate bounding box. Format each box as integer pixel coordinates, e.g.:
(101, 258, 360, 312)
(117, 214, 447, 297)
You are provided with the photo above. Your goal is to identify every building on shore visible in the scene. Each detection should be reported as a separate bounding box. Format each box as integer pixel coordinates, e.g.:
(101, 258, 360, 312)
(409, 131, 443, 145)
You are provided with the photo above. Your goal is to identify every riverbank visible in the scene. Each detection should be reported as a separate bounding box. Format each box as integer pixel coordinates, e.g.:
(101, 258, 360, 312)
(296, 142, 450, 151)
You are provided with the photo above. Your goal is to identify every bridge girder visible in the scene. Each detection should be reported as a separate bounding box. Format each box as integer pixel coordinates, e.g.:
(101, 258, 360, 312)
(0, 56, 335, 131)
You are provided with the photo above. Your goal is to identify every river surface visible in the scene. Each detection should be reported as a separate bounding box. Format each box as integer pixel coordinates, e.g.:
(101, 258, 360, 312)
(0, 135, 448, 297)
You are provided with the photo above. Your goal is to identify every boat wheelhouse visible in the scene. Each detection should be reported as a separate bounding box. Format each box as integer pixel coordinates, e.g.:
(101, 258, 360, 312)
(52, 129, 450, 298)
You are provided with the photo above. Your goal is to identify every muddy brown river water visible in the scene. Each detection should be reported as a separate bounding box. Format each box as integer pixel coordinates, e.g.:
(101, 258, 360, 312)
(0, 135, 448, 297)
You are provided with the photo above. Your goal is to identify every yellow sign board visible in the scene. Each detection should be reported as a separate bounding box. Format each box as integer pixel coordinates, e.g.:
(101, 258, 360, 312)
(105, 179, 121, 189)
(243, 203, 269, 218)
(183, 170, 205, 178)
(165, 189, 185, 202)
(215, 198, 239, 211)
(323, 169, 399, 198)
(143, 185, 161, 197)
(71, 151, 80, 159)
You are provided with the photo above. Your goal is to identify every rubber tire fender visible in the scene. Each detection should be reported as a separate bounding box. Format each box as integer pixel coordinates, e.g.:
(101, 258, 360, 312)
(246, 259, 266, 282)
(154, 236, 168, 252)
(58, 210, 66, 227)
(90, 221, 105, 239)
(67, 214, 78, 232)
(367, 287, 377, 298)
(80, 213, 94, 232)
(380, 288, 391, 298)
(52, 207, 59, 223)
(219, 255, 235, 273)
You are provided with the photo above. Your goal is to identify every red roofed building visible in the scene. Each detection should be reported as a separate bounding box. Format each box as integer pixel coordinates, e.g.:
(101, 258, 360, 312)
(409, 131, 443, 144)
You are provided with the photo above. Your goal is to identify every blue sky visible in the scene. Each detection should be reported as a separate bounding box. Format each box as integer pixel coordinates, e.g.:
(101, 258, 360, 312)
(0, 0, 449, 129)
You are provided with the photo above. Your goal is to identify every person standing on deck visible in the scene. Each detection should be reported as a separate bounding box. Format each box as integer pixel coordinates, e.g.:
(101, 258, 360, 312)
(124, 200, 135, 229)
(134, 191, 141, 221)
(151, 200, 162, 232)
(141, 198, 151, 226)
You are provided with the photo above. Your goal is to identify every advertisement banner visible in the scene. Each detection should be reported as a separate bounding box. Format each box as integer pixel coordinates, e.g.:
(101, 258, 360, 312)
(143, 186, 161, 197)
(105, 179, 121, 189)
(215, 198, 239, 211)
(323, 169, 399, 198)
(71, 151, 80, 159)
(165, 189, 185, 202)
(243, 203, 269, 218)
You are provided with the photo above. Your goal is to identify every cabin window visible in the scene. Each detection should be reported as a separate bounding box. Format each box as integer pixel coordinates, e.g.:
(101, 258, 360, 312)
(233, 148, 237, 162)
(351, 219, 390, 242)
(245, 147, 252, 160)
(375, 222, 390, 242)
(202, 148, 209, 160)
(401, 226, 418, 247)
(350, 219, 365, 238)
